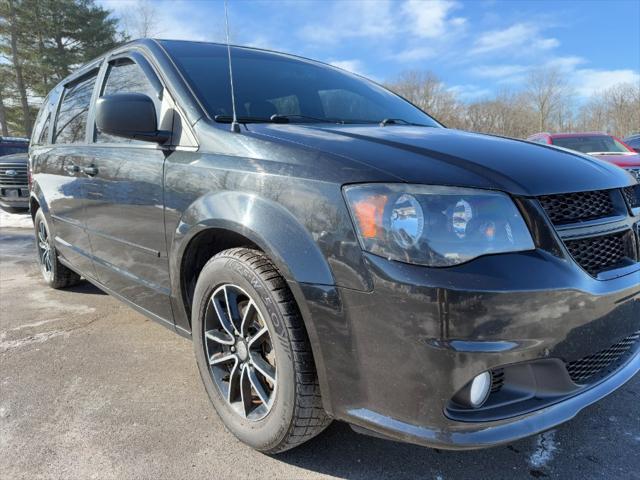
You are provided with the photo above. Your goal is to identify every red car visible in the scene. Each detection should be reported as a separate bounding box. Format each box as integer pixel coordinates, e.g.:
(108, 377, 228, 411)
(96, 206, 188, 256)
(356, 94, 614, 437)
(527, 132, 640, 169)
(527, 132, 640, 192)
(528, 132, 640, 213)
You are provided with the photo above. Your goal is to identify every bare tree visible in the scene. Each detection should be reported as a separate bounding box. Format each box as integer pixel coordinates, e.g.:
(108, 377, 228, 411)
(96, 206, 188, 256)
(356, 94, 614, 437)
(576, 83, 640, 137)
(122, 0, 160, 38)
(384, 70, 464, 127)
(524, 67, 572, 133)
(466, 91, 536, 138)
(603, 83, 640, 137)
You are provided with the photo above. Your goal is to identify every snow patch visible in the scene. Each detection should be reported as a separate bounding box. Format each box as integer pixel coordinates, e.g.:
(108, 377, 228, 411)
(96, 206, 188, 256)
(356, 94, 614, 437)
(0, 330, 68, 353)
(0, 210, 33, 229)
(529, 430, 558, 469)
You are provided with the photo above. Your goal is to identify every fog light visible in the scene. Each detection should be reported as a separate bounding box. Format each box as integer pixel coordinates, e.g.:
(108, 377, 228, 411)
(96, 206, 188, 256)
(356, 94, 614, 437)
(453, 371, 492, 409)
(469, 372, 491, 407)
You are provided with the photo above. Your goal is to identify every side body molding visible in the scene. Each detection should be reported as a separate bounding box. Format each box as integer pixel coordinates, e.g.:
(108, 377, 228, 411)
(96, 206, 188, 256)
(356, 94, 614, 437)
(168, 190, 335, 331)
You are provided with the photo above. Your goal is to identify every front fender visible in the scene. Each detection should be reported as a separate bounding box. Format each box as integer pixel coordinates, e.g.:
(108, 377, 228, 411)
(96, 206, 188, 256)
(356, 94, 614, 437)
(172, 190, 334, 286)
(29, 181, 50, 216)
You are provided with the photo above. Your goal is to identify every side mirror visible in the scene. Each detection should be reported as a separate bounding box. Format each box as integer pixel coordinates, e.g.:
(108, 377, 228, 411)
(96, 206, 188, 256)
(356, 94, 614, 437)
(95, 93, 170, 144)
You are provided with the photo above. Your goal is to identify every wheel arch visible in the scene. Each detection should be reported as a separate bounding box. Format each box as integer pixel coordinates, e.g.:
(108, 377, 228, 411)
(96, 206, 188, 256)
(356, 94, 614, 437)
(170, 190, 335, 327)
(29, 182, 49, 221)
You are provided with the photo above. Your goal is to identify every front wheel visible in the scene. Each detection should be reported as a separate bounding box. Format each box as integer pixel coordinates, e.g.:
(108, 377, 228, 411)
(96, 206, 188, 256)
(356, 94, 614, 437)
(33, 208, 81, 289)
(192, 248, 331, 453)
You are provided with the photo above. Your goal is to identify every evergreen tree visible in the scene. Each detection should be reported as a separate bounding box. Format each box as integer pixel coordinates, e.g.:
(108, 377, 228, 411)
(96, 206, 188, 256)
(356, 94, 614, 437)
(0, 0, 125, 136)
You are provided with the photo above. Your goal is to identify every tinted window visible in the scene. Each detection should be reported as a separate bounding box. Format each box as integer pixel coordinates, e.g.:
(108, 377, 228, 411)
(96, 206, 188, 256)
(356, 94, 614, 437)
(37, 116, 50, 145)
(552, 136, 631, 154)
(625, 137, 640, 149)
(54, 72, 98, 144)
(161, 41, 441, 126)
(31, 94, 51, 145)
(96, 59, 159, 143)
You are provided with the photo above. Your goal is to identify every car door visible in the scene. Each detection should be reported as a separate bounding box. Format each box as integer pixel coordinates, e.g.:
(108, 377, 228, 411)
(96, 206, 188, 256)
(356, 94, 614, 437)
(83, 54, 174, 322)
(43, 69, 100, 278)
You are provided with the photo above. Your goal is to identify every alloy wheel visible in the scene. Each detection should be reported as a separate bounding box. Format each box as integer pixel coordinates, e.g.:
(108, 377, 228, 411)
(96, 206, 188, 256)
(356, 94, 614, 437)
(37, 220, 53, 278)
(203, 284, 277, 421)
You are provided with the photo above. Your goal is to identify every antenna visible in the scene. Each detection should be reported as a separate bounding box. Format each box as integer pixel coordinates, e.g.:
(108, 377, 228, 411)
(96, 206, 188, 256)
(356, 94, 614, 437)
(224, 0, 241, 133)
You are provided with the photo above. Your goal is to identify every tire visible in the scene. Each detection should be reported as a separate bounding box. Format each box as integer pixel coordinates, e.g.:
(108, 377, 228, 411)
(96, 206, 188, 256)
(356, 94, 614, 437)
(192, 247, 331, 453)
(33, 208, 82, 289)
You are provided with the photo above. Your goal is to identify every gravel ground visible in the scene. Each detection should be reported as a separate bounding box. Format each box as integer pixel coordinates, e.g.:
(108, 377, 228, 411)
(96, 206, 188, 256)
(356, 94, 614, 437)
(1, 212, 639, 480)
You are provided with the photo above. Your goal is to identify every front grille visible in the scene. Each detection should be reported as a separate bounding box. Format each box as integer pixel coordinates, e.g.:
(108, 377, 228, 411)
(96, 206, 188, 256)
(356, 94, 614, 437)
(0, 163, 28, 186)
(623, 186, 640, 210)
(566, 331, 640, 384)
(490, 368, 505, 393)
(538, 190, 614, 225)
(564, 230, 633, 276)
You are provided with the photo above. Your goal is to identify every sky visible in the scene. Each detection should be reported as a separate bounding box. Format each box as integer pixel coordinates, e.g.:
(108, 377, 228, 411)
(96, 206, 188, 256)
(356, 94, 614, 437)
(99, 0, 640, 102)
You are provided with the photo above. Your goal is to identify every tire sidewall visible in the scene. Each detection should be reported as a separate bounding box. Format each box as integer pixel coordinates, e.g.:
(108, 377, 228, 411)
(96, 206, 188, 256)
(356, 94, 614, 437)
(192, 253, 297, 451)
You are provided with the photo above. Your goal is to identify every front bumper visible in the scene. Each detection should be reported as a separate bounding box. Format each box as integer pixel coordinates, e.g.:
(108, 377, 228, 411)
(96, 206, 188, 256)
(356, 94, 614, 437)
(0, 196, 29, 210)
(299, 249, 640, 450)
(0, 186, 30, 210)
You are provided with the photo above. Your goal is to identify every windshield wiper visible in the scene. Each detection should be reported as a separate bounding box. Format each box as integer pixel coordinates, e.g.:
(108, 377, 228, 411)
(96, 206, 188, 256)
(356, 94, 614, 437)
(214, 115, 273, 124)
(214, 114, 339, 125)
(270, 114, 340, 124)
(379, 118, 431, 127)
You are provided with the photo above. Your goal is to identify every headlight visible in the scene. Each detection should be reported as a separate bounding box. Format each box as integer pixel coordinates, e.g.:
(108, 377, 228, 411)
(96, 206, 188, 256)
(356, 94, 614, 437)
(344, 184, 535, 267)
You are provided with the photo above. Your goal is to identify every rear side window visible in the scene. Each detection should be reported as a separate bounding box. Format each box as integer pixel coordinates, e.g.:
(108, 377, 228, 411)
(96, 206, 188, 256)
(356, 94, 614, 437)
(54, 72, 98, 144)
(31, 94, 51, 145)
(96, 59, 159, 144)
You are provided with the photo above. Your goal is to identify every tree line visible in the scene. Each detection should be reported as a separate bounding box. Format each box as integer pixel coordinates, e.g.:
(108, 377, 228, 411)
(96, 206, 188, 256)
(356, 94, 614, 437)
(1, 0, 639, 140)
(0, 0, 126, 137)
(385, 68, 639, 139)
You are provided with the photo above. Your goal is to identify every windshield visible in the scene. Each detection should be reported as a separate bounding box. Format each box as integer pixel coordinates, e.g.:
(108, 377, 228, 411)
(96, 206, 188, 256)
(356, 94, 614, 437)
(0, 145, 28, 157)
(161, 41, 441, 127)
(551, 135, 631, 154)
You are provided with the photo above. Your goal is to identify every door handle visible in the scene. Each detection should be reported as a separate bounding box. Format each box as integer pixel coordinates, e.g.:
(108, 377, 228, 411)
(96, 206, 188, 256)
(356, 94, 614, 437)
(83, 165, 99, 176)
(65, 164, 80, 173)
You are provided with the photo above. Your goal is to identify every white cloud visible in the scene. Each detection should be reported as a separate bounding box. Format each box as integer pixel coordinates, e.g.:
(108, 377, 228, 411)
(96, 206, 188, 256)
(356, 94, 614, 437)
(544, 56, 586, 72)
(99, 0, 215, 41)
(298, 1, 395, 43)
(402, 0, 462, 38)
(329, 59, 365, 75)
(395, 46, 437, 62)
(447, 84, 492, 101)
(471, 23, 558, 55)
(470, 64, 529, 79)
(572, 69, 640, 97)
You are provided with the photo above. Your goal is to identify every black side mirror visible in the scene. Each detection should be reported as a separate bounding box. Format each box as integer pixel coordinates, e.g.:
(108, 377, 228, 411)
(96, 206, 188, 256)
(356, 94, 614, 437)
(95, 93, 170, 143)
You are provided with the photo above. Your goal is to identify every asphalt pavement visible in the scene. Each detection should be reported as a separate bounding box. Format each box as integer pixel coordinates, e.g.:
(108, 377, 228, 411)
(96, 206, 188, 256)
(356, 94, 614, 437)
(1, 211, 639, 480)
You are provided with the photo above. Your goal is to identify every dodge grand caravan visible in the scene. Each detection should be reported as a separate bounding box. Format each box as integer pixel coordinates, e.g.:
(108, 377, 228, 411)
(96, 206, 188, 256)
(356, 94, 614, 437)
(29, 39, 640, 453)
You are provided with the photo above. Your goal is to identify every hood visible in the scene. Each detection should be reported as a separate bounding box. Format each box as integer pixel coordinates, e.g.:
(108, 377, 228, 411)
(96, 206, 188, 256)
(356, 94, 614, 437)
(0, 152, 28, 163)
(247, 124, 633, 196)
(587, 153, 640, 168)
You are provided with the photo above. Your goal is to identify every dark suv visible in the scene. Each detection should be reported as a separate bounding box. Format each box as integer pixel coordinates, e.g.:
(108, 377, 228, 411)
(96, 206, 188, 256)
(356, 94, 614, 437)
(0, 136, 29, 213)
(30, 39, 639, 453)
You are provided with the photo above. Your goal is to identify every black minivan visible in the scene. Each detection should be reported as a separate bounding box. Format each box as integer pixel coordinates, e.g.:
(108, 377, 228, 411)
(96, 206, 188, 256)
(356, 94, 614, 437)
(30, 39, 639, 453)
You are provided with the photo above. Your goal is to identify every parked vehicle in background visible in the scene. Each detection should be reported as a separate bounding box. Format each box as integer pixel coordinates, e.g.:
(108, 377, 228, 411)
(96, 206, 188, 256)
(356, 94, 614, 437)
(0, 136, 29, 157)
(0, 145, 30, 213)
(623, 134, 640, 153)
(527, 132, 640, 204)
(29, 39, 639, 454)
